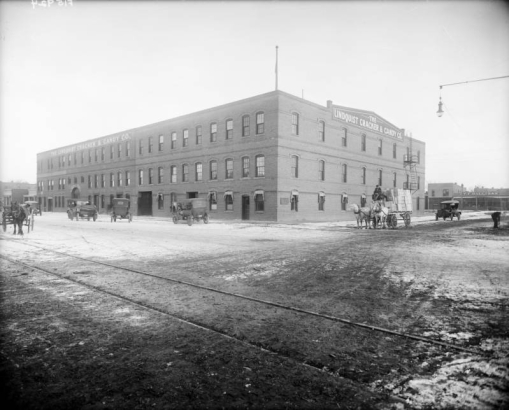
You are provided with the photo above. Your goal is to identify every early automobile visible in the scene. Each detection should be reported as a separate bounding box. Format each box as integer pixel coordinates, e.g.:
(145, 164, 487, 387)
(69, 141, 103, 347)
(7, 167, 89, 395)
(67, 199, 98, 221)
(24, 200, 42, 216)
(436, 200, 461, 221)
(172, 198, 209, 226)
(110, 198, 132, 222)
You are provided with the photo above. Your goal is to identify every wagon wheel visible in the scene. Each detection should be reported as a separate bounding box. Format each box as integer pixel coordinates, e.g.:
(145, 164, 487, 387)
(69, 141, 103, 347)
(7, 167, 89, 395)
(187, 216, 193, 226)
(203, 214, 209, 224)
(172, 215, 178, 224)
(403, 213, 411, 227)
(457, 213, 461, 221)
(388, 214, 397, 229)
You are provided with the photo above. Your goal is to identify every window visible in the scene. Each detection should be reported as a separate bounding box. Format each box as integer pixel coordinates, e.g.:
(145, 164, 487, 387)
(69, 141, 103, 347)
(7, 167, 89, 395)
(110, 146, 114, 160)
(68, 154, 72, 166)
(126, 141, 131, 157)
(443, 189, 449, 196)
(110, 173, 115, 187)
(291, 113, 299, 135)
(149, 168, 154, 184)
(242, 156, 250, 178)
(255, 155, 265, 177)
(195, 163, 202, 181)
(362, 167, 366, 185)
(139, 140, 144, 155)
(94, 175, 98, 188)
(88, 149, 92, 163)
(378, 170, 383, 186)
(196, 126, 202, 145)
(224, 192, 234, 211)
(182, 164, 189, 182)
(342, 128, 348, 147)
(81, 152, 84, 164)
(378, 139, 383, 155)
(183, 129, 189, 147)
(318, 192, 325, 211)
(158, 167, 164, 184)
(318, 121, 325, 141)
(209, 160, 217, 180)
(417, 176, 421, 190)
(118, 143, 122, 158)
(393, 172, 397, 188)
(95, 148, 98, 162)
(417, 150, 421, 164)
(88, 175, 92, 188)
(291, 156, 299, 178)
(158, 193, 164, 210)
(255, 191, 264, 212)
(101, 147, 105, 161)
(118, 172, 123, 187)
(319, 160, 325, 181)
(170, 166, 177, 183)
(101, 195, 105, 209)
(226, 119, 233, 140)
(393, 143, 397, 159)
(360, 134, 366, 151)
(291, 192, 298, 211)
(256, 112, 264, 134)
(126, 171, 131, 186)
(341, 193, 348, 211)
(225, 159, 233, 179)
(139, 170, 143, 185)
(158, 135, 164, 151)
(209, 191, 217, 211)
(342, 164, 347, 183)
(171, 132, 177, 149)
(242, 115, 250, 137)
(210, 123, 217, 142)
(148, 137, 153, 153)
(81, 176, 85, 183)
(417, 197, 420, 211)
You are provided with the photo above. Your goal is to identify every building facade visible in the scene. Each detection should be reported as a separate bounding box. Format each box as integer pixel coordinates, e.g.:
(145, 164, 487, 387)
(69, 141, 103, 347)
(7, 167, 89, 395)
(0, 181, 37, 208)
(37, 90, 426, 222)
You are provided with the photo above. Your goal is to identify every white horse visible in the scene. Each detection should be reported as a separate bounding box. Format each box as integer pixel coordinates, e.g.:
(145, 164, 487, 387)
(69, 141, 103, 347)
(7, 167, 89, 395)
(350, 203, 372, 229)
(371, 201, 389, 229)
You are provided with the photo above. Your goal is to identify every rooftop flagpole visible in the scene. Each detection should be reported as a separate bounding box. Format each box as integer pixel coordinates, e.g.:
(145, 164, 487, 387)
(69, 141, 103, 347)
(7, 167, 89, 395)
(275, 45, 279, 90)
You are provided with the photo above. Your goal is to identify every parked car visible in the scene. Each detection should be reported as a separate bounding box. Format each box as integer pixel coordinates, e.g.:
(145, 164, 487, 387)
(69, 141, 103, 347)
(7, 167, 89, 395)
(436, 200, 461, 221)
(172, 198, 209, 226)
(110, 198, 132, 222)
(67, 199, 98, 221)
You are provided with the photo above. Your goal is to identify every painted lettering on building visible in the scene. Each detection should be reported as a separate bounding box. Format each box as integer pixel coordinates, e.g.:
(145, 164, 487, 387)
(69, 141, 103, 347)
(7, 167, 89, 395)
(49, 133, 131, 156)
(333, 108, 403, 139)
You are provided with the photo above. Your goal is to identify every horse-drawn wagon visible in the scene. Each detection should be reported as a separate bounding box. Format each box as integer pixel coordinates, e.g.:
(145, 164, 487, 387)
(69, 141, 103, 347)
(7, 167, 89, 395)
(172, 198, 209, 226)
(380, 188, 413, 229)
(2, 202, 33, 235)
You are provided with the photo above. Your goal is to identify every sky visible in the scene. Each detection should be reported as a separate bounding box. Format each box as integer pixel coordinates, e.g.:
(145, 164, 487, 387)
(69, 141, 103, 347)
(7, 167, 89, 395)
(1, 0, 508, 190)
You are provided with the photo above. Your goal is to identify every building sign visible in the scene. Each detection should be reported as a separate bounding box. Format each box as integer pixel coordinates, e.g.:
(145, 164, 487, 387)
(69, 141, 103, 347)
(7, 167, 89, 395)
(462, 191, 500, 196)
(333, 107, 403, 139)
(49, 133, 132, 156)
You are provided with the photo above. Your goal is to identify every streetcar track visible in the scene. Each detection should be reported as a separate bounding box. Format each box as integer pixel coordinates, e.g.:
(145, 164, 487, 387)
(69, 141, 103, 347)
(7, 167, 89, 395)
(1, 237, 485, 355)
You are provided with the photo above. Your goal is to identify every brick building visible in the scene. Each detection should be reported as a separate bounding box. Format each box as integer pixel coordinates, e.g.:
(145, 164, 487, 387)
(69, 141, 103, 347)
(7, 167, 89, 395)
(36, 90, 426, 222)
(428, 183, 509, 211)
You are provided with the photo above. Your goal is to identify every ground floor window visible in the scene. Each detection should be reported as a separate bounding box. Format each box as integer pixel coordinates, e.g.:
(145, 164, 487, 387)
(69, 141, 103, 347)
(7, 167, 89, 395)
(254, 191, 264, 212)
(318, 192, 325, 211)
(341, 193, 348, 211)
(224, 191, 233, 211)
(209, 191, 217, 210)
(157, 193, 164, 210)
(291, 193, 299, 212)
(361, 194, 367, 207)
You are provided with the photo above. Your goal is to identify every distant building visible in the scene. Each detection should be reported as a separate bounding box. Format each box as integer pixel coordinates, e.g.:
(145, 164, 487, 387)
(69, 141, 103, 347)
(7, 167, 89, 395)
(428, 183, 509, 211)
(36, 90, 426, 221)
(0, 181, 37, 208)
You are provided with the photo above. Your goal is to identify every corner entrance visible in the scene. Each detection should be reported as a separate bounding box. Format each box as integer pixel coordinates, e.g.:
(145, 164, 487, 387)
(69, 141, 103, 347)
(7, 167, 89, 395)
(242, 195, 250, 220)
(138, 191, 152, 216)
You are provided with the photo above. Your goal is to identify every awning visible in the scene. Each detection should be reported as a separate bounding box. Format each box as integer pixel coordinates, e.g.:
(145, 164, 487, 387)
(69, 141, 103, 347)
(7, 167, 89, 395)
(208, 191, 217, 201)
(223, 190, 233, 200)
(254, 189, 264, 200)
(291, 190, 299, 197)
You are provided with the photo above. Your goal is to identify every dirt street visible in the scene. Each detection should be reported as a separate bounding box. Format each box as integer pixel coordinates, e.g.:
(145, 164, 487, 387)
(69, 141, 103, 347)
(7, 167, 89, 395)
(1, 212, 508, 409)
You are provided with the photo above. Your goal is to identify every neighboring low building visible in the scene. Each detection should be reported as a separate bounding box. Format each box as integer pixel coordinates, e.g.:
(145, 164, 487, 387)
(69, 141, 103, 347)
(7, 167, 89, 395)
(428, 183, 509, 211)
(36, 90, 426, 221)
(0, 181, 37, 208)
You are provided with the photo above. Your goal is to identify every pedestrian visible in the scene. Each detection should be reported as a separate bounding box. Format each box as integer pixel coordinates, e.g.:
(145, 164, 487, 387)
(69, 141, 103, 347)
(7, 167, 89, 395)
(491, 211, 501, 229)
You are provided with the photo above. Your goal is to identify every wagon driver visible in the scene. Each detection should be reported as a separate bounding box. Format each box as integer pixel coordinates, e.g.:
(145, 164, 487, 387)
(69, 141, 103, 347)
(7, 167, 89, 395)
(372, 185, 382, 201)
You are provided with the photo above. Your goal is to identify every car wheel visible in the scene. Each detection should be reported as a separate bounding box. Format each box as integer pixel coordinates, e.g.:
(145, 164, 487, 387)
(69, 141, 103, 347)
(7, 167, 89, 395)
(203, 214, 209, 224)
(435, 214, 438, 221)
(172, 216, 178, 224)
(187, 217, 193, 226)
(457, 214, 461, 221)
